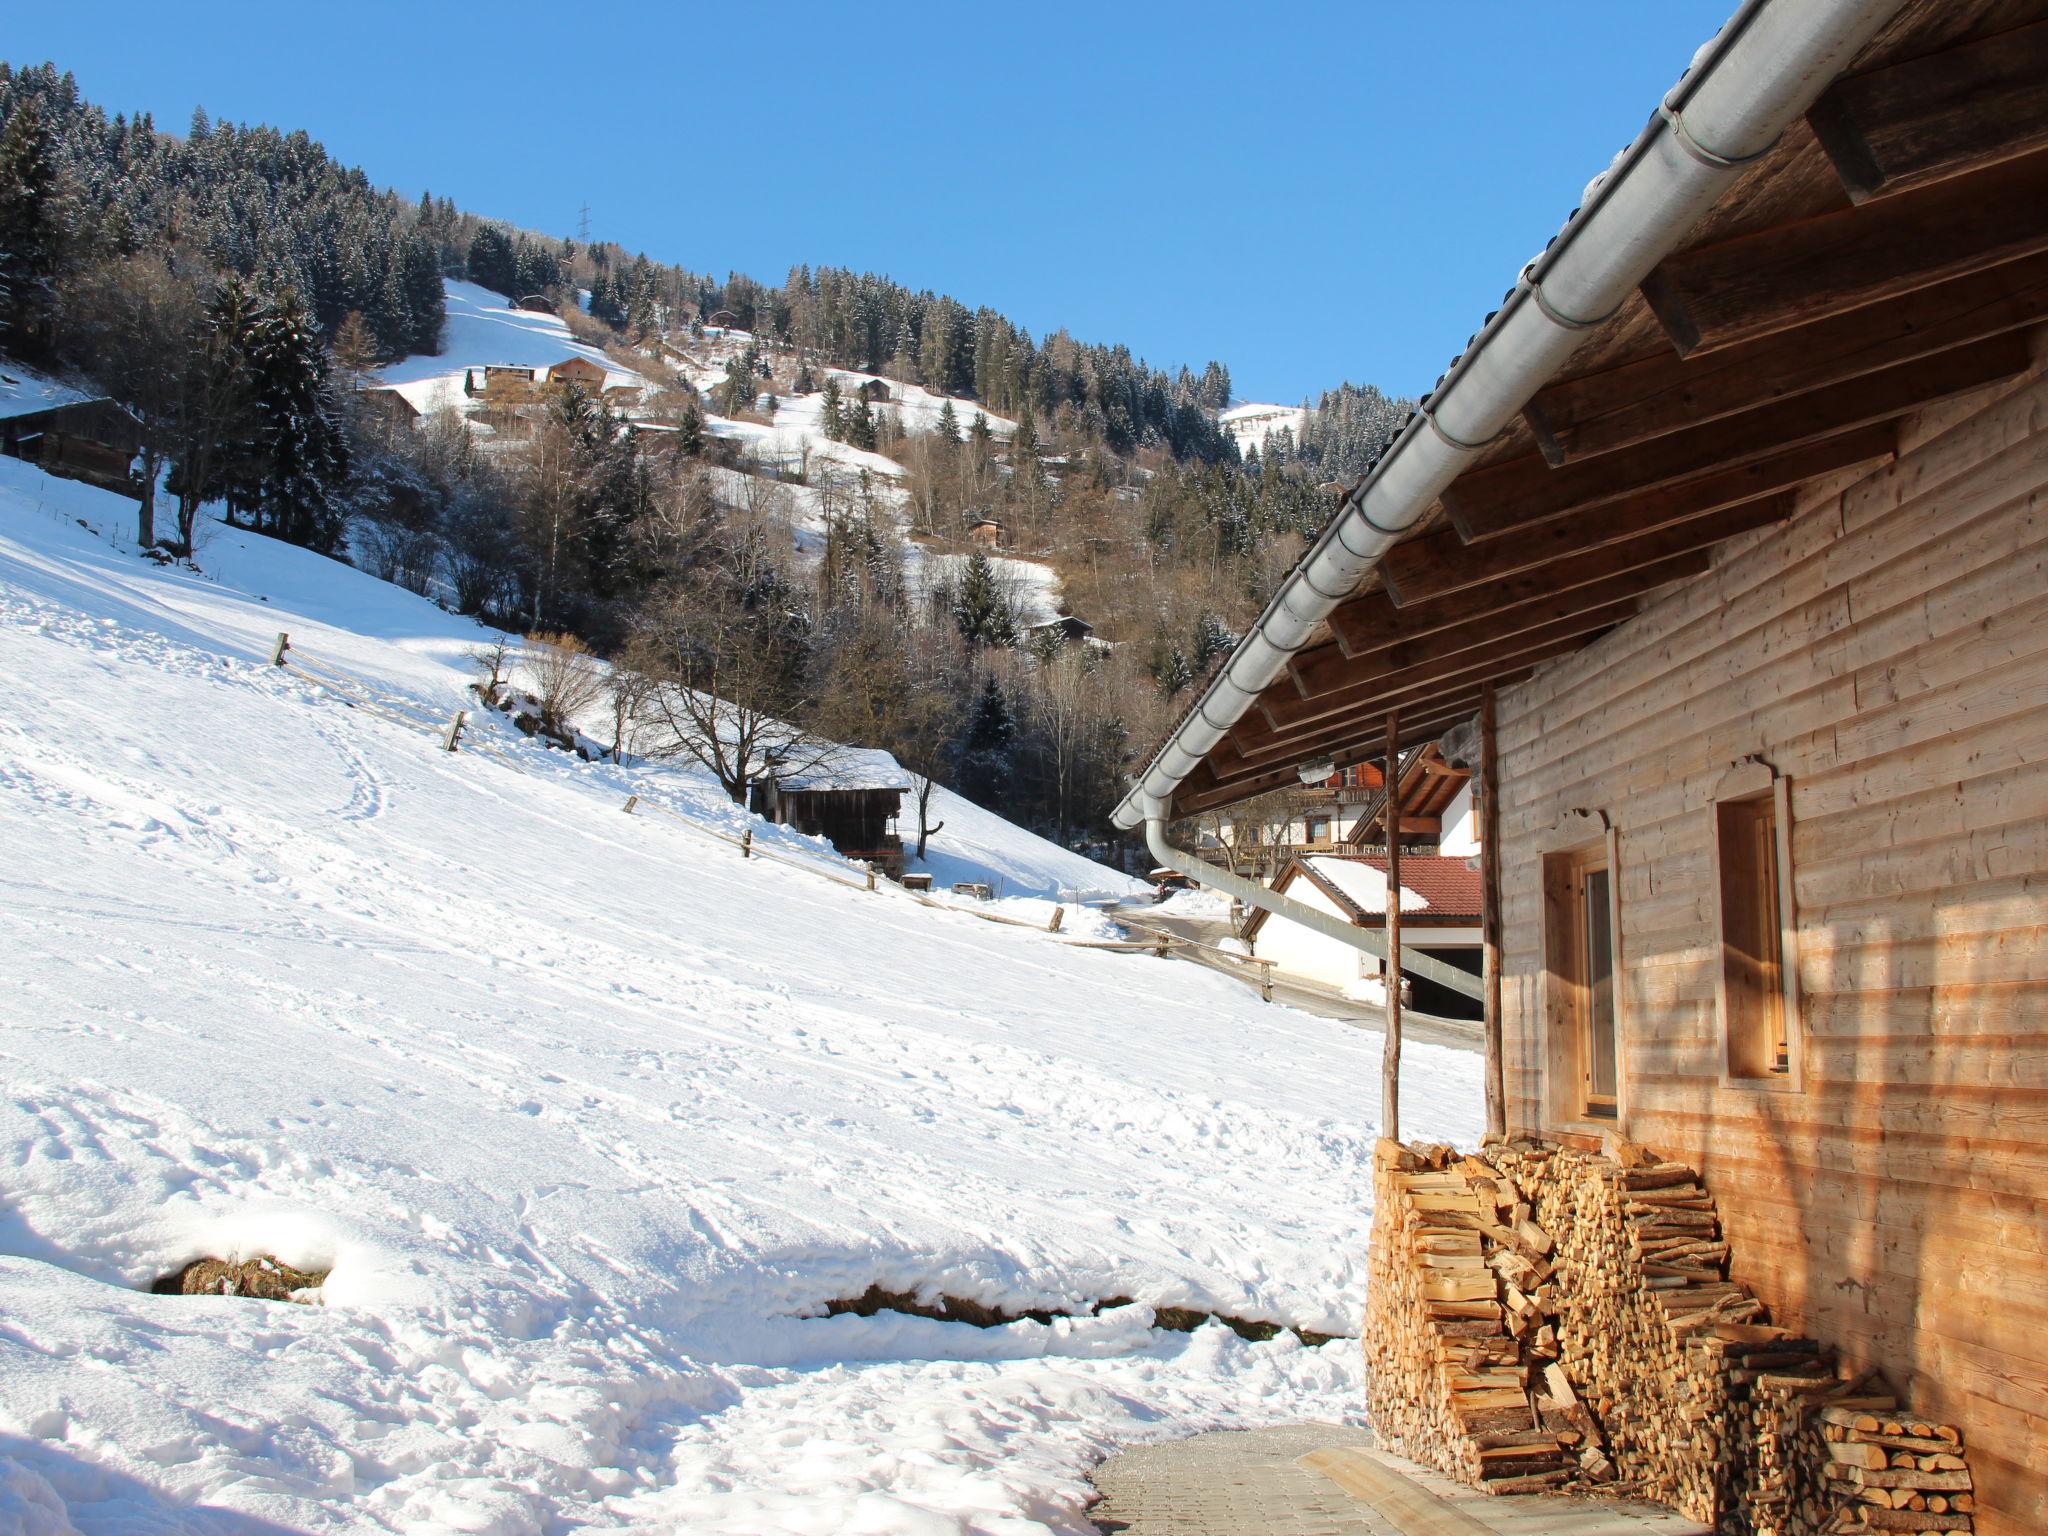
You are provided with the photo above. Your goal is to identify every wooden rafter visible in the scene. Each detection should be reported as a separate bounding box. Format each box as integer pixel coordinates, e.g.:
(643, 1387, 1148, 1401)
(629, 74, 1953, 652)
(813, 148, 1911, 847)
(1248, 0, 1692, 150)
(1330, 550, 1713, 659)
(1523, 250, 2048, 465)
(1205, 688, 1509, 791)
(1382, 491, 1795, 611)
(1444, 333, 2024, 539)
(1806, 18, 2048, 204)
(1447, 425, 1896, 545)
(1261, 621, 1615, 740)
(1638, 146, 2048, 356)
(1288, 597, 1642, 701)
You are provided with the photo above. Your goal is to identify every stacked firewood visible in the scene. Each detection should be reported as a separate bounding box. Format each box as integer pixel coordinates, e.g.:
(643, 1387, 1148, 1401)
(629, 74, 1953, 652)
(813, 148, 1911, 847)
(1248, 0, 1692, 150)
(1366, 1136, 1976, 1535)
(1363, 1139, 1569, 1491)
(1804, 1403, 1975, 1533)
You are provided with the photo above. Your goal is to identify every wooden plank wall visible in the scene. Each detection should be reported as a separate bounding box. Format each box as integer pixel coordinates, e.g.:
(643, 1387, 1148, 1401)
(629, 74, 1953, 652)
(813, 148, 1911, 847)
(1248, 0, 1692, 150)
(1492, 352, 2048, 1536)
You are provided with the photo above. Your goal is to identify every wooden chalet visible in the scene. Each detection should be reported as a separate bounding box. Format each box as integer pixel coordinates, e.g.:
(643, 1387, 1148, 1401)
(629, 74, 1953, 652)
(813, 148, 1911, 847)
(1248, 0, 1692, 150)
(546, 356, 608, 393)
(0, 375, 142, 498)
(357, 386, 421, 432)
(1244, 853, 1485, 1017)
(1344, 741, 1473, 851)
(703, 309, 740, 330)
(1024, 614, 1094, 647)
(856, 378, 892, 403)
(1112, 3, 2048, 1530)
(966, 516, 1006, 548)
(748, 750, 911, 881)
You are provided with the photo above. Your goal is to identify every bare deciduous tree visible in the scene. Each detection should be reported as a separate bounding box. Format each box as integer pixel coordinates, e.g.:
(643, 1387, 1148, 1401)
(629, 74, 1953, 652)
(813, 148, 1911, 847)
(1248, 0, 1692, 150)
(623, 580, 835, 804)
(523, 630, 608, 742)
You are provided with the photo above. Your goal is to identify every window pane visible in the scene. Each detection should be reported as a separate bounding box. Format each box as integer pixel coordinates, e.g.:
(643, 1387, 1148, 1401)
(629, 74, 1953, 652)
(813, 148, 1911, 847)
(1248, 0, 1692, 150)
(1585, 866, 1617, 1102)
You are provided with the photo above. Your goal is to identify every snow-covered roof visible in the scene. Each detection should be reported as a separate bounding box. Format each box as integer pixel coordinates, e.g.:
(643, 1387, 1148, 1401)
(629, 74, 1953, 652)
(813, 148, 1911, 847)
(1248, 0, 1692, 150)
(1297, 854, 1482, 919)
(775, 745, 913, 793)
(0, 364, 95, 422)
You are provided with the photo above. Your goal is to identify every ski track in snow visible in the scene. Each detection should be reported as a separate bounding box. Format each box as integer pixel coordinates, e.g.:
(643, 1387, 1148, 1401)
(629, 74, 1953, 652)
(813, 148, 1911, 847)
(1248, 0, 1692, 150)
(0, 461, 1482, 1534)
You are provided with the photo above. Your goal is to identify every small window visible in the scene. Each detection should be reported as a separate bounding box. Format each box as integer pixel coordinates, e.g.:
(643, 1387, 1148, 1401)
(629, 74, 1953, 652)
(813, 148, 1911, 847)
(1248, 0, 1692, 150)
(1545, 846, 1618, 1119)
(1305, 816, 1331, 844)
(1714, 770, 1799, 1084)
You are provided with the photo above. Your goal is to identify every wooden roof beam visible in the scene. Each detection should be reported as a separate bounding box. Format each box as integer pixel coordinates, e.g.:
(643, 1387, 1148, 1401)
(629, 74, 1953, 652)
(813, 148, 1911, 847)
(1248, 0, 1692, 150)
(1260, 618, 1622, 739)
(1289, 596, 1642, 700)
(1205, 691, 1503, 791)
(1446, 332, 2023, 539)
(1385, 489, 1795, 610)
(1806, 18, 2048, 205)
(1638, 146, 2048, 357)
(1524, 250, 2048, 465)
(1331, 547, 1713, 658)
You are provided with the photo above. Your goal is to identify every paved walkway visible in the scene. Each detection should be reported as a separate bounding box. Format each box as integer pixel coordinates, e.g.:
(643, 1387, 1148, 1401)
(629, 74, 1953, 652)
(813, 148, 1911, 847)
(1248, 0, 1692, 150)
(1087, 1424, 1710, 1536)
(1090, 1423, 1398, 1535)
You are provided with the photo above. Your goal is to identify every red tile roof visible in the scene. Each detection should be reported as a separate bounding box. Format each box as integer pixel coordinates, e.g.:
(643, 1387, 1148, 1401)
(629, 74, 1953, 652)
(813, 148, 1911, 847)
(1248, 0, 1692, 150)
(1296, 854, 1484, 921)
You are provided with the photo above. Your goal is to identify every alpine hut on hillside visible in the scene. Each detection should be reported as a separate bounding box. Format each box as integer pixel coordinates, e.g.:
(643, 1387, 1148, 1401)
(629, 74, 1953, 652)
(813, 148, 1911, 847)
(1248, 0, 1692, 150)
(545, 356, 608, 393)
(0, 368, 142, 498)
(749, 748, 911, 881)
(1111, 3, 2048, 1531)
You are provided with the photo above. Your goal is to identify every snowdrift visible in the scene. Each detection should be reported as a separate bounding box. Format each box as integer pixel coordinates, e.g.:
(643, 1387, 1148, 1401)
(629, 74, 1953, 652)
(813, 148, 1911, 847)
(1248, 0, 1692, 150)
(0, 461, 1481, 1534)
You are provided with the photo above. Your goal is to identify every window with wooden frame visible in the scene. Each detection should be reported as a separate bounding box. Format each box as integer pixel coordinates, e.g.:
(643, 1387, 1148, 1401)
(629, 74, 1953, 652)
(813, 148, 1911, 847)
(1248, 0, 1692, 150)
(1544, 843, 1620, 1119)
(1712, 761, 1801, 1087)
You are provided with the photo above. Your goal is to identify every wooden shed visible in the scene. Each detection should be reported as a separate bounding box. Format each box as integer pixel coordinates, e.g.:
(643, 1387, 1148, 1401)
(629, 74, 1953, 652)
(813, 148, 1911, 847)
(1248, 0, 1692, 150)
(856, 378, 891, 403)
(0, 378, 142, 498)
(357, 386, 421, 432)
(966, 516, 1006, 548)
(748, 749, 911, 881)
(1111, 3, 2048, 1530)
(546, 356, 608, 392)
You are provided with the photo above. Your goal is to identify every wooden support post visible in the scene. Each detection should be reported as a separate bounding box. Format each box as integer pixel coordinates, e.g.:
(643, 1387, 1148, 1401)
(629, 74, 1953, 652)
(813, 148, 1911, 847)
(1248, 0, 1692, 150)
(1480, 685, 1506, 1142)
(622, 794, 639, 814)
(740, 827, 752, 858)
(1153, 933, 1169, 959)
(441, 710, 467, 753)
(865, 863, 877, 892)
(1047, 906, 1064, 933)
(268, 632, 290, 667)
(1261, 964, 1273, 1005)
(1383, 708, 1402, 1143)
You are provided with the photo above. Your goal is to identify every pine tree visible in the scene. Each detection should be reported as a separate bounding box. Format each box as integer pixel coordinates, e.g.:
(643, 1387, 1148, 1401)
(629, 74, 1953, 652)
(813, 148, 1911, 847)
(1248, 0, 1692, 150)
(244, 285, 349, 553)
(466, 225, 517, 298)
(674, 396, 704, 455)
(844, 392, 876, 451)
(819, 376, 843, 440)
(935, 398, 960, 446)
(952, 552, 1016, 649)
(969, 411, 991, 452)
(1193, 611, 1236, 669)
(957, 673, 1016, 805)
(0, 96, 61, 353)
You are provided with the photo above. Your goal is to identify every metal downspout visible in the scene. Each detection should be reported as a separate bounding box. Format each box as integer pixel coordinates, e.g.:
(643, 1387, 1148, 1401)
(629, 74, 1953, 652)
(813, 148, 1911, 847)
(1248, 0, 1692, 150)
(1141, 806, 1483, 1001)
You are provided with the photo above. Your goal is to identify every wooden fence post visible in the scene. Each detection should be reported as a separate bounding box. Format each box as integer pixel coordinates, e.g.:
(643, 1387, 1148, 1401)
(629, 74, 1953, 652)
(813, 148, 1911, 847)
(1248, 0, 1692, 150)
(1481, 685, 1507, 1142)
(865, 862, 877, 892)
(1047, 906, 1065, 932)
(1153, 933, 1169, 959)
(268, 632, 290, 667)
(622, 794, 639, 814)
(740, 828, 752, 858)
(1261, 964, 1273, 1004)
(441, 710, 467, 753)
(1384, 708, 1403, 1143)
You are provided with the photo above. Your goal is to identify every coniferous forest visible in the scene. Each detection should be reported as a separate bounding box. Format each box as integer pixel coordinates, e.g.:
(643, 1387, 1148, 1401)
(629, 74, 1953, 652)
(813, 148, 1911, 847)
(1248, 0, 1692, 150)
(0, 61, 1413, 856)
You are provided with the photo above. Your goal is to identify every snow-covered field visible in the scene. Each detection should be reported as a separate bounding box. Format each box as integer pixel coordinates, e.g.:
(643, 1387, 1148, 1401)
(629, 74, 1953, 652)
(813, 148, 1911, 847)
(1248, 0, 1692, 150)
(375, 282, 649, 417)
(0, 460, 1481, 1534)
(1219, 401, 1306, 457)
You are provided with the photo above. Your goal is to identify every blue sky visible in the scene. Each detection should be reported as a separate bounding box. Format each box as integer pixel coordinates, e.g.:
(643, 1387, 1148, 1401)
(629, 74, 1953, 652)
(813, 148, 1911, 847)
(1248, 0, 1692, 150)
(12, 1, 1731, 403)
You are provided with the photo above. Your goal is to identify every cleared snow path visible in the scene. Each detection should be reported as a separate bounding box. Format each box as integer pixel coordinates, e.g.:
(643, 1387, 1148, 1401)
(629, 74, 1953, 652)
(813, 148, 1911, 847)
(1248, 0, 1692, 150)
(0, 463, 1482, 1534)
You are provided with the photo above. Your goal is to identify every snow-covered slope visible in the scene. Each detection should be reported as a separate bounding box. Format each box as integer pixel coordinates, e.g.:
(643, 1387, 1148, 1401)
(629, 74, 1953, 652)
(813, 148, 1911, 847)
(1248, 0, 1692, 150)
(1219, 400, 1306, 456)
(376, 280, 648, 416)
(0, 466, 1480, 1534)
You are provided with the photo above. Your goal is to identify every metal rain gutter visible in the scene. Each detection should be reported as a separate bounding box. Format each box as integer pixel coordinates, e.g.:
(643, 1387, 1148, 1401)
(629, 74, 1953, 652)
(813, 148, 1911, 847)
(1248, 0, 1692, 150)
(1143, 814, 1484, 1001)
(1111, 0, 1901, 837)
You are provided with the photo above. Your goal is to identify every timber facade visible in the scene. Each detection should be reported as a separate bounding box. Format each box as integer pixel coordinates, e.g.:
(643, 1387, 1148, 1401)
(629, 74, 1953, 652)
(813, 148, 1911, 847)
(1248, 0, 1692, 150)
(1494, 361, 2048, 1532)
(1109, 2, 2048, 1532)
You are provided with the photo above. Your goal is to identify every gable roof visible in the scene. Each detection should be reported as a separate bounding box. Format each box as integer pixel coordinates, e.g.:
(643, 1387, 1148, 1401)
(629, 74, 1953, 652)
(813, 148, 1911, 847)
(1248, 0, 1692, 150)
(1115, 0, 2040, 828)
(1242, 853, 1484, 940)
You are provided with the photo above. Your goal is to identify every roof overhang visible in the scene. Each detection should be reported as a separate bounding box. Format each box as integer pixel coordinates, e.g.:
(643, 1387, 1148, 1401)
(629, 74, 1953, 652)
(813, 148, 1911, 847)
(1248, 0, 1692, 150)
(1116, 0, 2048, 828)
